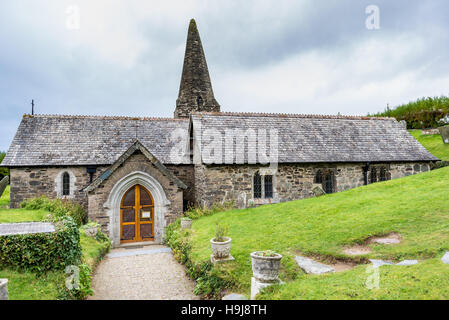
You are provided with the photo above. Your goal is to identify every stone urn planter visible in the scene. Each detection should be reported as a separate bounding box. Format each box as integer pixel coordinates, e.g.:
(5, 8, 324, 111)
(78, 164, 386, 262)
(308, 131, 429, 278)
(211, 237, 232, 259)
(180, 217, 193, 229)
(250, 251, 282, 283)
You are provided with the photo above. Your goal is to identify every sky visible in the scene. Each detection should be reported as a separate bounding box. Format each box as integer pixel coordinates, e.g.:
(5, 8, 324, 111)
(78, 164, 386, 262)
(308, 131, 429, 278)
(1, 0, 449, 152)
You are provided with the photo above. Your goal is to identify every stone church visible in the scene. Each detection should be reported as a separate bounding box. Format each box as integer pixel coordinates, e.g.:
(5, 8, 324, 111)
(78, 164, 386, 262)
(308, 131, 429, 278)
(1, 20, 437, 247)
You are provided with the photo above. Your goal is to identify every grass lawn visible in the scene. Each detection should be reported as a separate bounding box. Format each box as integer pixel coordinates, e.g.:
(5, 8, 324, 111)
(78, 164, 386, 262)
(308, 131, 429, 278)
(410, 129, 449, 161)
(0, 208, 50, 223)
(0, 185, 10, 208)
(185, 166, 449, 298)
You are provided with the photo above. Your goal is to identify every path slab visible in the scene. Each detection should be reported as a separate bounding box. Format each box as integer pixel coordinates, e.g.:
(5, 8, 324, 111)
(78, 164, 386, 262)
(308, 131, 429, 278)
(0, 222, 55, 236)
(295, 256, 335, 274)
(370, 259, 419, 267)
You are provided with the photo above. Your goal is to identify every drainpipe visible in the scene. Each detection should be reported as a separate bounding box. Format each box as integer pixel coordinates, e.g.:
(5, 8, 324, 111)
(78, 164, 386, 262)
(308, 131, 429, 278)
(363, 162, 370, 186)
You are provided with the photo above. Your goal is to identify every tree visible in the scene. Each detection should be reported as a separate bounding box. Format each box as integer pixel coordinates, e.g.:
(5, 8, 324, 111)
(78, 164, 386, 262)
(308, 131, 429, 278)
(0, 152, 9, 180)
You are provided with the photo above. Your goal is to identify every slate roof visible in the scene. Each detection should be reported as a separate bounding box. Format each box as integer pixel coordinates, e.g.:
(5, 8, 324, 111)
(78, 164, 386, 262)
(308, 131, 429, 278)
(84, 140, 187, 192)
(191, 112, 438, 163)
(2, 115, 190, 166)
(2, 111, 437, 168)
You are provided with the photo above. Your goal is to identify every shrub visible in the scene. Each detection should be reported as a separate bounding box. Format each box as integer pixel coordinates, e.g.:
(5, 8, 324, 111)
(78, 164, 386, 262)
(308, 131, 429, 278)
(164, 220, 234, 298)
(184, 202, 234, 220)
(0, 216, 82, 273)
(214, 223, 228, 242)
(57, 263, 93, 300)
(21, 196, 86, 226)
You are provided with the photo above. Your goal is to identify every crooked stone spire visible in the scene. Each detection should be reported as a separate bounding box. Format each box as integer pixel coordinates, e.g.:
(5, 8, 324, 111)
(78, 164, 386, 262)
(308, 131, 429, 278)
(174, 19, 220, 118)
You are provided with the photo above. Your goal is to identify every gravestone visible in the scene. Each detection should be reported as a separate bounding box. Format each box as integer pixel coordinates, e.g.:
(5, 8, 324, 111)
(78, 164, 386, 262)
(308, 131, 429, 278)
(438, 125, 449, 144)
(399, 120, 407, 129)
(312, 186, 326, 197)
(0, 279, 8, 300)
(0, 222, 55, 237)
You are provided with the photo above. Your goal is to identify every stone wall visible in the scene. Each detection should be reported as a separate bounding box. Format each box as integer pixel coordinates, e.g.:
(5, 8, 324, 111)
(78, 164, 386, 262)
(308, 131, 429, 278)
(9, 166, 107, 209)
(166, 164, 195, 208)
(195, 162, 431, 208)
(87, 153, 184, 238)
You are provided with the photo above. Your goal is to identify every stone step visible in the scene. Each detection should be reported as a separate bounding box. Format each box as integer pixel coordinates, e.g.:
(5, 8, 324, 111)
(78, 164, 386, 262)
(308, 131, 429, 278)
(295, 256, 335, 275)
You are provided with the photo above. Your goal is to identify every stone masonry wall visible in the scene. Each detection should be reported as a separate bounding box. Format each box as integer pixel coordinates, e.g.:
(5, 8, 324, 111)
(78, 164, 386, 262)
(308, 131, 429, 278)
(9, 166, 107, 209)
(166, 164, 195, 208)
(87, 153, 184, 234)
(195, 162, 430, 208)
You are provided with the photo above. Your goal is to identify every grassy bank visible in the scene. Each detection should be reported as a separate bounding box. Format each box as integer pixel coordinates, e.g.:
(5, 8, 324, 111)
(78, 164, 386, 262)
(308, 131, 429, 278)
(410, 130, 449, 161)
(176, 167, 449, 298)
(0, 185, 9, 208)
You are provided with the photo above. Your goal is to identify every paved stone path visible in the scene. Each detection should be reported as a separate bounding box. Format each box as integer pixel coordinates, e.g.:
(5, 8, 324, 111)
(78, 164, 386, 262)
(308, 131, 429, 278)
(89, 244, 198, 300)
(0, 222, 55, 236)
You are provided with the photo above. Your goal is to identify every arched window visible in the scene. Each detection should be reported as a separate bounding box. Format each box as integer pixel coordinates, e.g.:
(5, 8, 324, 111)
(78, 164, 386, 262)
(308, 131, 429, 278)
(314, 170, 323, 184)
(197, 96, 203, 107)
(253, 172, 262, 199)
(370, 167, 377, 184)
(62, 172, 70, 196)
(323, 171, 335, 194)
(379, 167, 389, 182)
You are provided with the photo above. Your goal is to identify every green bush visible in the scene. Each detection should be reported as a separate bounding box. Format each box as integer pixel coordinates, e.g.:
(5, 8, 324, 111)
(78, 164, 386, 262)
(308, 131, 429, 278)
(164, 220, 234, 298)
(0, 216, 82, 273)
(184, 202, 234, 220)
(21, 196, 86, 226)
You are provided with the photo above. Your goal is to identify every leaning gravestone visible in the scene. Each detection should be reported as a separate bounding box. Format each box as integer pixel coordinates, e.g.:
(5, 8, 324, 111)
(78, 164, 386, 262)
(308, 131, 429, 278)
(0, 175, 9, 198)
(438, 125, 449, 144)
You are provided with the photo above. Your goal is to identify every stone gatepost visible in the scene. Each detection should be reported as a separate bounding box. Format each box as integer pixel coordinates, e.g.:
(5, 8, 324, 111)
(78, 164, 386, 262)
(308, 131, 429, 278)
(0, 279, 8, 300)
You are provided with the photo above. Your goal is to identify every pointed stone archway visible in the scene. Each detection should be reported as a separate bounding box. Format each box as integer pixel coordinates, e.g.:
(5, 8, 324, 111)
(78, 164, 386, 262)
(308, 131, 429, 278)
(103, 171, 170, 247)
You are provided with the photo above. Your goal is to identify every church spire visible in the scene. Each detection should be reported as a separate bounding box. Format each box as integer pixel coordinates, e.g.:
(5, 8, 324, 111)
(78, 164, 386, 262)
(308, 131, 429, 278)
(174, 19, 220, 118)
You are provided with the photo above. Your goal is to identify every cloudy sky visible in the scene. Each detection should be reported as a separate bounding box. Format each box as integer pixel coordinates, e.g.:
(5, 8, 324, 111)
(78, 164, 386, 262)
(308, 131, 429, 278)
(1, 0, 448, 152)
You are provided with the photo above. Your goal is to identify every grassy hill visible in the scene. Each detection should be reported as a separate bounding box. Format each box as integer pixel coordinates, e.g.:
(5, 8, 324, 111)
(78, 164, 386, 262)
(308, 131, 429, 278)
(410, 130, 449, 161)
(179, 166, 449, 299)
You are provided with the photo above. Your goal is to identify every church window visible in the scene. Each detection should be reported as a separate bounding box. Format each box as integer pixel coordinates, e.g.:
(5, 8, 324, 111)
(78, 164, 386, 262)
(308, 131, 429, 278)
(197, 96, 203, 107)
(264, 175, 273, 199)
(379, 167, 389, 182)
(370, 167, 377, 184)
(314, 170, 323, 184)
(253, 172, 262, 199)
(323, 171, 335, 194)
(62, 172, 70, 196)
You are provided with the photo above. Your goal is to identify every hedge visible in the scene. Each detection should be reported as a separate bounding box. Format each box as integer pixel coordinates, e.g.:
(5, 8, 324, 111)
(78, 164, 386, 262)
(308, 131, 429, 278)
(0, 217, 82, 273)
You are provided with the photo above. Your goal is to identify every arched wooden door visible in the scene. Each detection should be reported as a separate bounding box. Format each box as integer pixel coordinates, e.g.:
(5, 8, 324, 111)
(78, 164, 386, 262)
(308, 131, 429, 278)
(120, 184, 154, 243)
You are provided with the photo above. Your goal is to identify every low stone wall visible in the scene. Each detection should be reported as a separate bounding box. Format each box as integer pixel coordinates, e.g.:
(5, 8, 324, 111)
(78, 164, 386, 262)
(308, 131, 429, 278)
(195, 162, 431, 208)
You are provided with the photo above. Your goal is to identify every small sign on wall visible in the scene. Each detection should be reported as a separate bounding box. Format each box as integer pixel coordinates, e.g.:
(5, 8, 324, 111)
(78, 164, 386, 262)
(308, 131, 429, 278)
(141, 210, 151, 219)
